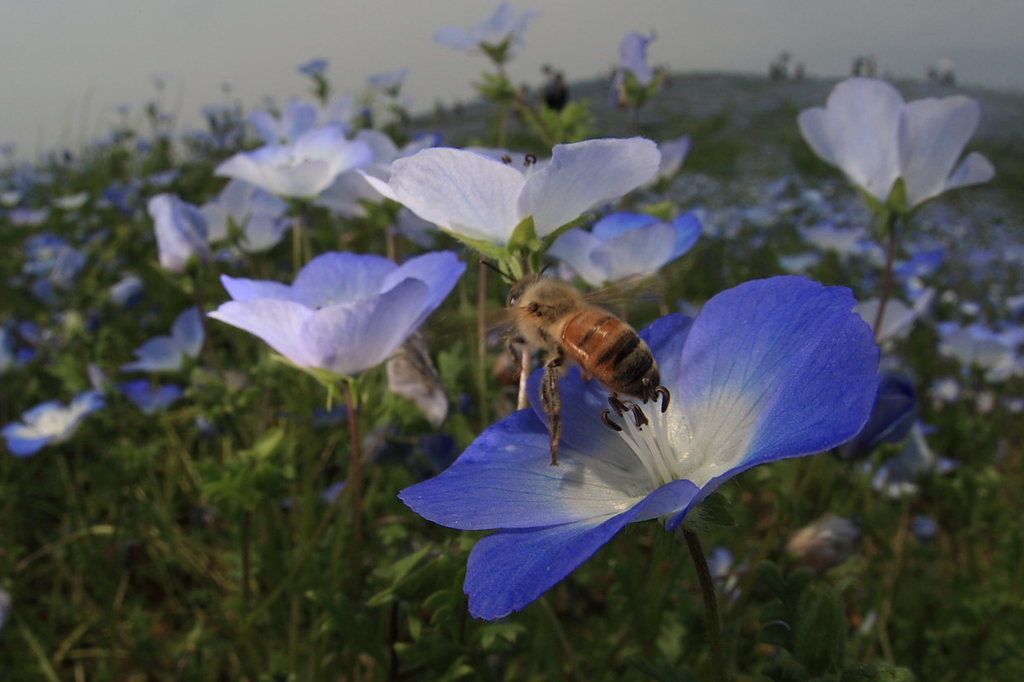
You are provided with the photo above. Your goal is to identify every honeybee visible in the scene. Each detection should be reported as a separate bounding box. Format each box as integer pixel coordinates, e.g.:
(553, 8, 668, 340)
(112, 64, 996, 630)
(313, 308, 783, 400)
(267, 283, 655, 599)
(505, 273, 670, 466)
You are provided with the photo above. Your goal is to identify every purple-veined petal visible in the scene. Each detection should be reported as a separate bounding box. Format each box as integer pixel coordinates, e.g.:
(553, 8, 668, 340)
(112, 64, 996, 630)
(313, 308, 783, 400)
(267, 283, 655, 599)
(207, 299, 319, 368)
(300, 278, 429, 376)
(520, 138, 660, 236)
(382, 148, 525, 242)
(899, 95, 983, 208)
(463, 478, 700, 620)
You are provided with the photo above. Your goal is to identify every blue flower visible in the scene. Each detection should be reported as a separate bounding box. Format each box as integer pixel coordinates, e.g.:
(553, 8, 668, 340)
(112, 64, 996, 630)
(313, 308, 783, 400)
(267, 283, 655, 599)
(435, 3, 540, 56)
(3, 391, 105, 457)
(298, 58, 328, 77)
(148, 194, 211, 273)
(119, 380, 184, 414)
(122, 307, 204, 372)
(200, 179, 290, 253)
(400, 276, 879, 620)
(835, 372, 917, 461)
(208, 251, 465, 377)
(548, 211, 701, 286)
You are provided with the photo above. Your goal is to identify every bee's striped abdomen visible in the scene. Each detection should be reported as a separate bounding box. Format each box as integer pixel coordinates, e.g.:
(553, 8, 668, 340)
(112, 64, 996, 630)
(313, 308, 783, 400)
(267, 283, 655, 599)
(561, 307, 659, 398)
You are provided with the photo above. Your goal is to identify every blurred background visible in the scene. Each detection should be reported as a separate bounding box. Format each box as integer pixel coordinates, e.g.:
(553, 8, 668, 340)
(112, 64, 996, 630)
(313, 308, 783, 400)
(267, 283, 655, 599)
(3, 0, 1022, 160)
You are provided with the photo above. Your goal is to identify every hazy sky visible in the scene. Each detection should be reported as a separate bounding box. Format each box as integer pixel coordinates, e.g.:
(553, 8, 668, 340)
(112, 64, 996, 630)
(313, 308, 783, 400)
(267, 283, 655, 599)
(2, 0, 1022, 160)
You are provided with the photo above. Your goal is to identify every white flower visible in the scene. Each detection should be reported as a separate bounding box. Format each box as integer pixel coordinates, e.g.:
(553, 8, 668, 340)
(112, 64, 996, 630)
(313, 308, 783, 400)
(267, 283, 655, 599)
(798, 78, 994, 211)
(362, 138, 660, 245)
(215, 127, 373, 199)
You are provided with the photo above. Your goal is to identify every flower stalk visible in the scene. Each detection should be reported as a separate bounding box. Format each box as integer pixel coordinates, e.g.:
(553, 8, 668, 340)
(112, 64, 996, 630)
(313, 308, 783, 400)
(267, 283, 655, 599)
(683, 527, 728, 682)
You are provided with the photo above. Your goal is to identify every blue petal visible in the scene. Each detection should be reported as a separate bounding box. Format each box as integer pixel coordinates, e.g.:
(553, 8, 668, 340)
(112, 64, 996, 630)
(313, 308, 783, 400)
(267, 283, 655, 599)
(664, 276, 879, 527)
(301, 278, 429, 375)
(292, 252, 396, 308)
(402, 409, 640, 530)
(836, 372, 917, 460)
(2, 423, 52, 457)
(591, 211, 658, 241)
(122, 337, 182, 372)
(670, 212, 702, 255)
(220, 274, 297, 303)
(381, 251, 465, 321)
(171, 307, 204, 358)
(120, 380, 184, 414)
(464, 478, 699, 620)
(638, 313, 693, 387)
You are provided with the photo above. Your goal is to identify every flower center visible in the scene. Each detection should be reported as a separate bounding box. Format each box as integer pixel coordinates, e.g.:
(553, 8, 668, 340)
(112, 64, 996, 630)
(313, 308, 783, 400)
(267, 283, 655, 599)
(612, 400, 692, 491)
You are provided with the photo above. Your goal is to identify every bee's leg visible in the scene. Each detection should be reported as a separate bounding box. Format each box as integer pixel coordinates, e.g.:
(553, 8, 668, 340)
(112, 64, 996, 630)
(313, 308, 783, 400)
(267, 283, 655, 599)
(507, 334, 527, 375)
(631, 403, 649, 429)
(541, 349, 565, 466)
(655, 386, 671, 412)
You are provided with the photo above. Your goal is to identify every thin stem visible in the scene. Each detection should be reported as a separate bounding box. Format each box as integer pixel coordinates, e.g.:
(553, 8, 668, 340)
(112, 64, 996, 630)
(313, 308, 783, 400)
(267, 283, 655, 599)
(240, 510, 252, 613)
(477, 261, 490, 427)
(343, 379, 364, 590)
(873, 212, 899, 341)
(682, 528, 728, 682)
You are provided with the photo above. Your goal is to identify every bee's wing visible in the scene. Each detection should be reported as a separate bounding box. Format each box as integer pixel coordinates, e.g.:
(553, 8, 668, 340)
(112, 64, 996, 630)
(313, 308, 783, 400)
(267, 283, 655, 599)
(582, 274, 664, 307)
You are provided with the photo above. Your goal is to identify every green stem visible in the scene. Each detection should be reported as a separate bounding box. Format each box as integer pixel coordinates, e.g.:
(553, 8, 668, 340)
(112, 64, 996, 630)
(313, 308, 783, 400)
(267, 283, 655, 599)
(342, 379, 364, 591)
(873, 212, 899, 341)
(683, 528, 728, 682)
(477, 261, 490, 427)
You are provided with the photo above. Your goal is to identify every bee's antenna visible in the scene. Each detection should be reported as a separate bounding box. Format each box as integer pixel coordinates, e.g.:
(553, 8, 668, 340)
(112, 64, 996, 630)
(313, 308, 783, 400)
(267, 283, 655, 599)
(539, 262, 553, 276)
(480, 259, 515, 284)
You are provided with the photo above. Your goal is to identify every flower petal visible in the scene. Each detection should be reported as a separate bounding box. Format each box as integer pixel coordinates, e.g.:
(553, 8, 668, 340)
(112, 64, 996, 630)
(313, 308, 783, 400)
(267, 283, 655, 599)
(591, 212, 658, 241)
(291, 252, 396, 308)
(942, 151, 995, 195)
(674, 276, 879, 487)
(520, 138, 660, 236)
(463, 478, 700, 620)
(382, 148, 525, 242)
(121, 336, 183, 372)
(401, 408, 643, 531)
(220, 275, 298, 303)
(300, 278, 430, 375)
(207, 299, 319, 368)
(797, 78, 903, 202)
(899, 95, 983, 207)
(171, 307, 204, 358)
(381, 251, 466, 318)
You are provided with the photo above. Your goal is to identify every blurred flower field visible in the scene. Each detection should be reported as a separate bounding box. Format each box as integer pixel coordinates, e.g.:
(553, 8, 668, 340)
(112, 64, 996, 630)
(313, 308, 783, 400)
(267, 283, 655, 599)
(2, 6, 1024, 681)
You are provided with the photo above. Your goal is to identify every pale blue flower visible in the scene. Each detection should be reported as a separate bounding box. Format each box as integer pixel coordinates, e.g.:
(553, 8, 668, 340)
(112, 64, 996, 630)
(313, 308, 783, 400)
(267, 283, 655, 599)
(362, 138, 660, 245)
(122, 307, 204, 372)
(401, 276, 880, 619)
(148, 194, 210, 273)
(315, 130, 436, 218)
(298, 58, 328, 77)
(247, 99, 320, 145)
(208, 251, 465, 377)
(216, 126, 373, 199)
(201, 179, 290, 253)
(3, 391, 105, 457)
(618, 32, 656, 86)
(798, 78, 994, 210)
(120, 380, 184, 414)
(367, 67, 409, 92)
(435, 3, 540, 55)
(549, 211, 701, 286)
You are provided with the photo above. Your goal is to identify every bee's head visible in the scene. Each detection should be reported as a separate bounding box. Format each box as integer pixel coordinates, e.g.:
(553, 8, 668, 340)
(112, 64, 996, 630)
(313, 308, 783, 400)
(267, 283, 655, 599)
(506, 273, 543, 307)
